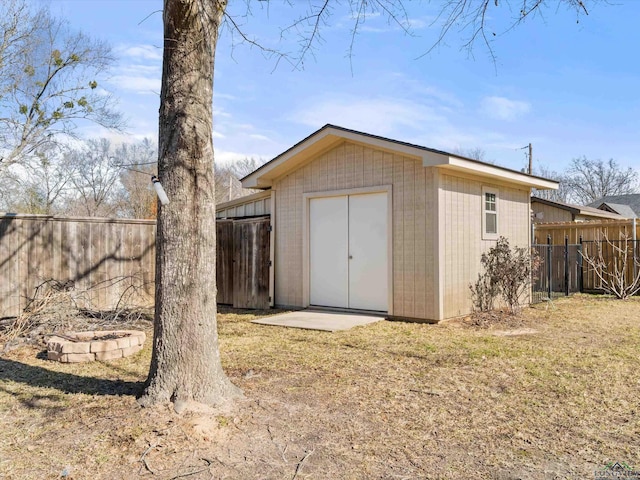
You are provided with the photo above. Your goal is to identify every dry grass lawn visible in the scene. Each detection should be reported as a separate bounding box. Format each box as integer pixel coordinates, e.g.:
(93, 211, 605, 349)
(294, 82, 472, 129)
(0, 295, 639, 479)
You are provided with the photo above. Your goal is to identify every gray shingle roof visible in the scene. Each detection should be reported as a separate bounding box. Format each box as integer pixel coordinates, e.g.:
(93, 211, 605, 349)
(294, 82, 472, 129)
(588, 194, 640, 218)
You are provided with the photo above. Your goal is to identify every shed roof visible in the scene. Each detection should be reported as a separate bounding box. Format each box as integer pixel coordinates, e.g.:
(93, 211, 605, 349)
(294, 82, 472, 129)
(241, 124, 559, 190)
(531, 197, 626, 220)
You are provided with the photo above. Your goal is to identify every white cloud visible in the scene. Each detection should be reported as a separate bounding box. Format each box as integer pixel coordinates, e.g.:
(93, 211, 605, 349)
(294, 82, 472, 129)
(406, 17, 431, 30)
(214, 93, 237, 101)
(110, 75, 160, 94)
(341, 12, 431, 33)
(388, 74, 464, 109)
(109, 63, 161, 95)
(480, 96, 531, 121)
(249, 134, 272, 141)
(342, 11, 381, 22)
(287, 92, 531, 170)
(214, 150, 271, 165)
(116, 44, 162, 61)
(292, 95, 446, 137)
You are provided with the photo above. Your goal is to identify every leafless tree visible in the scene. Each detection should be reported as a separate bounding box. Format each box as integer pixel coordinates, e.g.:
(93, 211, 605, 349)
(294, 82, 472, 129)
(452, 147, 491, 163)
(531, 165, 571, 203)
(0, 144, 76, 214)
(139, 0, 598, 411)
(112, 139, 158, 219)
(0, 0, 123, 172)
(214, 157, 264, 203)
(0, 137, 160, 217)
(582, 233, 640, 300)
(65, 138, 123, 217)
(562, 157, 638, 204)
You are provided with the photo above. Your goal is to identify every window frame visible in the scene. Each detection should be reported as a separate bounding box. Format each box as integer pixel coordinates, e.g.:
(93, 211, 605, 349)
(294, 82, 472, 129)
(482, 186, 499, 240)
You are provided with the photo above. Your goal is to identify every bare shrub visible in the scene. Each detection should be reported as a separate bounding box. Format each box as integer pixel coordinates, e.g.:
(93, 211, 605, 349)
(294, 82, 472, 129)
(470, 237, 534, 315)
(469, 272, 498, 312)
(581, 234, 640, 299)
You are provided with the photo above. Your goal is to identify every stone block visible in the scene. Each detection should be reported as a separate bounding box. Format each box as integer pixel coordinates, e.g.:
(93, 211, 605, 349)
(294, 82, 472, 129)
(95, 349, 123, 361)
(116, 336, 131, 349)
(63, 353, 95, 363)
(74, 331, 95, 341)
(46, 338, 64, 353)
(47, 351, 62, 361)
(61, 341, 91, 354)
(121, 344, 143, 358)
(90, 339, 119, 353)
(136, 332, 146, 345)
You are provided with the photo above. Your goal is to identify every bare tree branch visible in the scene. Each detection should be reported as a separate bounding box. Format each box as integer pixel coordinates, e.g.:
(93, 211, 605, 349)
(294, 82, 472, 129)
(419, 0, 595, 62)
(0, 0, 123, 172)
(582, 233, 640, 299)
(563, 157, 638, 204)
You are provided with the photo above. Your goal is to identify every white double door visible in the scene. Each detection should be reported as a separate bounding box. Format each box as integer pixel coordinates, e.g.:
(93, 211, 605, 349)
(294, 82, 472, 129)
(309, 192, 388, 312)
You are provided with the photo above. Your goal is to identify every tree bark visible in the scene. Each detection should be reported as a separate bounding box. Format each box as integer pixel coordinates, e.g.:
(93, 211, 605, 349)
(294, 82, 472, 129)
(138, 0, 240, 410)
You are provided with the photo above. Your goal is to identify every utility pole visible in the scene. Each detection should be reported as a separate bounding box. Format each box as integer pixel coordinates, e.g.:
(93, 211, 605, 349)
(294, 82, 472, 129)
(528, 143, 533, 175)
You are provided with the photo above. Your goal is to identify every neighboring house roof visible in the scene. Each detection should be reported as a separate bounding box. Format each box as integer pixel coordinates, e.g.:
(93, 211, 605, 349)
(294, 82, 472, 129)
(216, 189, 271, 211)
(599, 203, 637, 218)
(588, 194, 640, 218)
(531, 197, 626, 220)
(241, 124, 559, 190)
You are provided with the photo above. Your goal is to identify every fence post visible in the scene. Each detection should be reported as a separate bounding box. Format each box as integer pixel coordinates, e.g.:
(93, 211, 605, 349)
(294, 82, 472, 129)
(564, 236, 570, 296)
(633, 217, 637, 281)
(547, 234, 552, 300)
(578, 235, 583, 293)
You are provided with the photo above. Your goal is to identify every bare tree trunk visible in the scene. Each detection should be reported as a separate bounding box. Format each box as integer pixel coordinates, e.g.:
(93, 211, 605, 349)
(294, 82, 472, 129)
(138, 0, 240, 410)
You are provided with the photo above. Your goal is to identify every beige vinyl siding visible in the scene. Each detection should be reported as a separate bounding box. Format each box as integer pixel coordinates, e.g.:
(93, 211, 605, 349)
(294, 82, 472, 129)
(273, 140, 437, 320)
(532, 202, 573, 223)
(440, 173, 531, 319)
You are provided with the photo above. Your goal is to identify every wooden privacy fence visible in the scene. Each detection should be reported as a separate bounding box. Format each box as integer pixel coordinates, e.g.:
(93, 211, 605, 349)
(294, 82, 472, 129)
(0, 213, 272, 317)
(581, 238, 639, 292)
(216, 217, 270, 309)
(0, 214, 156, 318)
(532, 219, 640, 296)
(532, 219, 639, 244)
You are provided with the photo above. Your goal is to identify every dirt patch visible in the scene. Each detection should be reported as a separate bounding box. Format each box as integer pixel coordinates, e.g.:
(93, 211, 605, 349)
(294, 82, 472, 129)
(492, 327, 538, 337)
(460, 308, 531, 329)
(1, 296, 639, 479)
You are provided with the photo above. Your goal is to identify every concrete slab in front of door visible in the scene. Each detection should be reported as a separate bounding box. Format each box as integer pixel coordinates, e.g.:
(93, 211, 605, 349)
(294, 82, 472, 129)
(252, 309, 385, 332)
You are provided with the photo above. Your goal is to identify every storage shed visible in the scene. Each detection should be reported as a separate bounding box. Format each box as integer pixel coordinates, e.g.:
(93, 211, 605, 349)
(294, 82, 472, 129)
(232, 124, 557, 322)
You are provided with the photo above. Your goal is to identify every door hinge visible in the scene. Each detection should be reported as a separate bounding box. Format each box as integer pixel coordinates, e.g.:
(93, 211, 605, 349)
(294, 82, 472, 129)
(268, 260, 272, 267)
(268, 225, 273, 232)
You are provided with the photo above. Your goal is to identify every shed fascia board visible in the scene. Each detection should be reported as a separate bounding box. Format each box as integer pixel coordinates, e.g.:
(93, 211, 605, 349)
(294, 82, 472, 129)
(242, 128, 344, 188)
(441, 157, 558, 190)
(242, 129, 430, 188)
(241, 124, 558, 190)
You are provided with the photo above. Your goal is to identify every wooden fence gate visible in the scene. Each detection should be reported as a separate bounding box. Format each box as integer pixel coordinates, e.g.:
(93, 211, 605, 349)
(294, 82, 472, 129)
(216, 217, 270, 309)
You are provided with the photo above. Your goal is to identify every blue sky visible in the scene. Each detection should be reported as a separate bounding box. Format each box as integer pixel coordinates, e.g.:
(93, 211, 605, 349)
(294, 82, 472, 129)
(46, 0, 640, 174)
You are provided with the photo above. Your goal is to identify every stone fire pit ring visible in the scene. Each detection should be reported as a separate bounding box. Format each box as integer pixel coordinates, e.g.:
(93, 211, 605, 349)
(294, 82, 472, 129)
(46, 330, 146, 363)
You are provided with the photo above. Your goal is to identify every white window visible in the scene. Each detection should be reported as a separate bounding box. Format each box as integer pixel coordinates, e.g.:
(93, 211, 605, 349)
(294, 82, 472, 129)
(482, 187, 498, 240)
